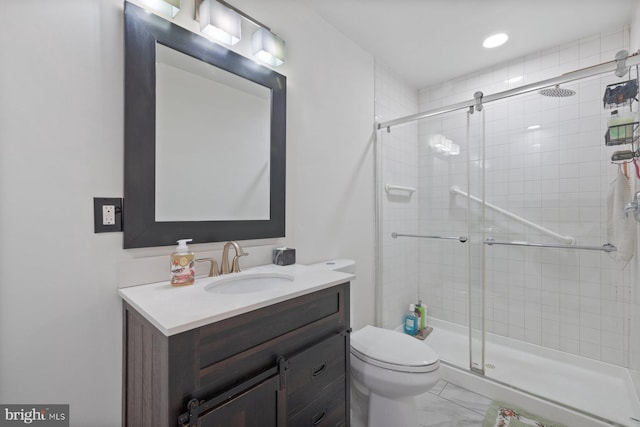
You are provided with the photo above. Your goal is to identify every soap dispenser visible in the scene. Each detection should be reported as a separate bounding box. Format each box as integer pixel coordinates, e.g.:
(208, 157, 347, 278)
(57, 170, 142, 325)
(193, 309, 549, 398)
(170, 239, 195, 286)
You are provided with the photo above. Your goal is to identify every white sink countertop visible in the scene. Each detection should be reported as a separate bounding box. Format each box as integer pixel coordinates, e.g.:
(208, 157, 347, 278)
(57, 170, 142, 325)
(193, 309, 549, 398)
(118, 263, 354, 336)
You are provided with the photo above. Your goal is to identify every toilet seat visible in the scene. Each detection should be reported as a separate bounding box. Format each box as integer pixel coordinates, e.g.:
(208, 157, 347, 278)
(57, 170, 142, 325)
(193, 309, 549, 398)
(350, 325, 439, 373)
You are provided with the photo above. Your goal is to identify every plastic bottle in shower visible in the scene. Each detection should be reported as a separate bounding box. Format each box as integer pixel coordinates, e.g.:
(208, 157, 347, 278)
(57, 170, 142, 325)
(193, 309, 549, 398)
(417, 300, 426, 330)
(608, 110, 620, 140)
(404, 304, 418, 335)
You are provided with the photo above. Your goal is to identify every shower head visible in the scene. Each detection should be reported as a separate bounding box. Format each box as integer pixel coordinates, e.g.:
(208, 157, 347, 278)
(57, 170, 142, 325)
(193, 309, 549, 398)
(538, 84, 576, 97)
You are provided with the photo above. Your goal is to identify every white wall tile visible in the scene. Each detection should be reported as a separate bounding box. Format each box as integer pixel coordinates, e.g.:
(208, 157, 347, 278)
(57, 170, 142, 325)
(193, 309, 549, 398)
(375, 60, 419, 329)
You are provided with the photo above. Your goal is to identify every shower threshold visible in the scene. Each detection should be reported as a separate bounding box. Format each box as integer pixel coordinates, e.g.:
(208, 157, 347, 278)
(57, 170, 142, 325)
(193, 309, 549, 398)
(405, 319, 640, 427)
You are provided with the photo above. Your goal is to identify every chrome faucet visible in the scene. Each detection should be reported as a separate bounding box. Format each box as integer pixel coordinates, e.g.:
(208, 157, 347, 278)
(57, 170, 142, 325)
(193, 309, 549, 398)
(220, 241, 249, 274)
(624, 191, 640, 222)
(195, 258, 219, 277)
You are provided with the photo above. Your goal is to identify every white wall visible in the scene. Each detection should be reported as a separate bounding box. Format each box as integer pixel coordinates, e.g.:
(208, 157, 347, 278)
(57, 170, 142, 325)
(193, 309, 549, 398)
(0, 0, 375, 425)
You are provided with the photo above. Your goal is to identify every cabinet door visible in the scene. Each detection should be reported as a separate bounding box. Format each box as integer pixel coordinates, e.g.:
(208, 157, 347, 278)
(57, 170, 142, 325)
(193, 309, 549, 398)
(286, 333, 348, 426)
(288, 378, 346, 427)
(286, 334, 346, 416)
(197, 375, 280, 427)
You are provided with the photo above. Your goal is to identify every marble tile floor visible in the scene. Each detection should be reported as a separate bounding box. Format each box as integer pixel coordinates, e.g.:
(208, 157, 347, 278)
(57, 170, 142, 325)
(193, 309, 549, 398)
(416, 380, 493, 427)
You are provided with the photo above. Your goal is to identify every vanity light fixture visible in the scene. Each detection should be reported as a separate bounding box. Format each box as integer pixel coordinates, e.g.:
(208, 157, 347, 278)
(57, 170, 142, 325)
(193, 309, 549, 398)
(198, 0, 241, 46)
(483, 33, 508, 49)
(252, 28, 285, 67)
(138, 0, 181, 18)
(195, 0, 286, 66)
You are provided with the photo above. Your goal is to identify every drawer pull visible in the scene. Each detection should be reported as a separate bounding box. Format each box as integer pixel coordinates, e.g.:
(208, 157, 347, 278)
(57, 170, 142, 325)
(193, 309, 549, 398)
(312, 410, 327, 425)
(312, 363, 327, 377)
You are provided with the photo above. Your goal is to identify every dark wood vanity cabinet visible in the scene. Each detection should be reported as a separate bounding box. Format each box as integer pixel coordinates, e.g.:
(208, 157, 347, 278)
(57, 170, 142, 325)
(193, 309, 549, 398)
(122, 283, 350, 427)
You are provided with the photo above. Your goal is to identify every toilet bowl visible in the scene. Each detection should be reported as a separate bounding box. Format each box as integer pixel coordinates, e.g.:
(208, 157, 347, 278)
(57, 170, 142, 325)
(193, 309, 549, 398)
(307, 259, 441, 427)
(350, 325, 440, 427)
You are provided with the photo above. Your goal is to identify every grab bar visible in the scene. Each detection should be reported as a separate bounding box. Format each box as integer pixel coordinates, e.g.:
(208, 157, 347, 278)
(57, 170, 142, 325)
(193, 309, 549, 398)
(484, 239, 617, 252)
(392, 232, 468, 243)
(450, 186, 576, 245)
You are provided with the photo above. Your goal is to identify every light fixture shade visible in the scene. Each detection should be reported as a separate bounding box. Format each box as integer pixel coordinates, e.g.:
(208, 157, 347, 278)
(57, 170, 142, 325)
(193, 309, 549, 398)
(199, 0, 241, 46)
(139, 0, 181, 18)
(252, 28, 285, 66)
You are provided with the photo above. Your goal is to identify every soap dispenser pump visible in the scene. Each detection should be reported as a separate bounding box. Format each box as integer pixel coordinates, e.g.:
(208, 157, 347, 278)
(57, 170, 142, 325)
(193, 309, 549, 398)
(170, 239, 195, 286)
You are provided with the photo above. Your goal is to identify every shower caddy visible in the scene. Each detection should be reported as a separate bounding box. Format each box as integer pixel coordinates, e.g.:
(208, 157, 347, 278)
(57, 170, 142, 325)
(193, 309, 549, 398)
(604, 66, 640, 168)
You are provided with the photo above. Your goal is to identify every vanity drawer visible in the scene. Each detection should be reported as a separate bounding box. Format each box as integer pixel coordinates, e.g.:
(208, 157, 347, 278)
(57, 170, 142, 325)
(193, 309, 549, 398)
(286, 333, 346, 416)
(198, 285, 346, 367)
(196, 284, 348, 397)
(288, 377, 346, 427)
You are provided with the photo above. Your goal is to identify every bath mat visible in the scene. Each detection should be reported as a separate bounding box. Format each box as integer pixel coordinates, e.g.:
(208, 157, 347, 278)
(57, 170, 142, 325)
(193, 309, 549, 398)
(482, 401, 567, 427)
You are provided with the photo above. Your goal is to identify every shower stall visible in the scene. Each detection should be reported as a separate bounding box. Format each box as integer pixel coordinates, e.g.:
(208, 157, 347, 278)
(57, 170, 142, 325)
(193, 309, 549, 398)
(375, 46, 640, 426)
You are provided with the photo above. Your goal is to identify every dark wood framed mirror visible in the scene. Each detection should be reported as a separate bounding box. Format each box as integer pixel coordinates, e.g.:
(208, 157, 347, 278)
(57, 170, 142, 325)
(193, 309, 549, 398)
(124, 2, 286, 249)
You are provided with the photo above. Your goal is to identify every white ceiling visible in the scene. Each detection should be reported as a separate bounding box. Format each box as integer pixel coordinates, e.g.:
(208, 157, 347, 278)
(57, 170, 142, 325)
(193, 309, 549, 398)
(305, 0, 639, 89)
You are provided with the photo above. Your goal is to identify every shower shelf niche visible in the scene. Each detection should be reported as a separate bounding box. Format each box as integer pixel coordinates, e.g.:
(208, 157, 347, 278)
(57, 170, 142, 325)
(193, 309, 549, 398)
(384, 184, 416, 194)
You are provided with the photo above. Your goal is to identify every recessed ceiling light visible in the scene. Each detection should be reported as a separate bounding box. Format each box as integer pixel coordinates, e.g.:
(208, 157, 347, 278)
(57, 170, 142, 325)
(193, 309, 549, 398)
(527, 124, 541, 130)
(483, 33, 509, 49)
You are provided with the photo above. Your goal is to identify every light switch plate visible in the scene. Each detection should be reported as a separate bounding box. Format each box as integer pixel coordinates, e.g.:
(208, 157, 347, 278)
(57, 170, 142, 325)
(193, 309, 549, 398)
(94, 197, 123, 233)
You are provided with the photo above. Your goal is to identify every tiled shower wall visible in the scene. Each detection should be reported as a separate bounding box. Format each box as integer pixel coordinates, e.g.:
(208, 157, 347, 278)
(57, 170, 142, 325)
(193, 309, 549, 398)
(375, 61, 419, 329)
(418, 26, 636, 366)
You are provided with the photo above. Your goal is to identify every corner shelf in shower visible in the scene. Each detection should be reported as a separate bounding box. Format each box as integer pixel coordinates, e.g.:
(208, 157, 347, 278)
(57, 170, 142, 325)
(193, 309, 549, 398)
(384, 184, 416, 194)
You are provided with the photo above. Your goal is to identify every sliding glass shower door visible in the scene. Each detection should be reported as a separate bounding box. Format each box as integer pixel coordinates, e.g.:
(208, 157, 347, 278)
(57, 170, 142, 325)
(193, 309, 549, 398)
(479, 76, 640, 424)
(377, 56, 640, 424)
(412, 107, 474, 370)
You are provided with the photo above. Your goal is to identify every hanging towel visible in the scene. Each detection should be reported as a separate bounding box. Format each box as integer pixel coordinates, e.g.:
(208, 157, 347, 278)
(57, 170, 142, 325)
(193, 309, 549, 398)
(607, 166, 636, 263)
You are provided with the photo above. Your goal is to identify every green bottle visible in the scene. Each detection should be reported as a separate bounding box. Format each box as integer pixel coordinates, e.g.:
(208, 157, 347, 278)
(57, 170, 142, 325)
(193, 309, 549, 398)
(417, 300, 426, 330)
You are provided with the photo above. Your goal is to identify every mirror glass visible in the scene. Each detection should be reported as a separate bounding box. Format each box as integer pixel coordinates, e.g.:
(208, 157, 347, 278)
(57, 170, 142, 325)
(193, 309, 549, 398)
(155, 44, 271, 221)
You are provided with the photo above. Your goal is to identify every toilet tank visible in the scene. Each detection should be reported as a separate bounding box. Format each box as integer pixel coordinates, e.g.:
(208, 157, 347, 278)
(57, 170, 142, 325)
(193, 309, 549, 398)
(308, 259, 356, 277)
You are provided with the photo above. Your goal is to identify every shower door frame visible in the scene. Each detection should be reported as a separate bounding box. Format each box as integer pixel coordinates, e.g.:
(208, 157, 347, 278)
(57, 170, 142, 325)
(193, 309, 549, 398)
(466, 108, 487, 376)
(377, 53, 640, 131)
(375, 49, 640, 370)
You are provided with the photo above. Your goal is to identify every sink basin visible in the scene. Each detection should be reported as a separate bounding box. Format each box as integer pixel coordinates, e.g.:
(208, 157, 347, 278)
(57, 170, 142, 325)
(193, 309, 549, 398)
(204, 272, 294, 294)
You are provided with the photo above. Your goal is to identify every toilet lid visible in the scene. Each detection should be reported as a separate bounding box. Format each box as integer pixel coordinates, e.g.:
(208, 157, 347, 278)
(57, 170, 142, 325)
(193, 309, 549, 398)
(350, 325, 439, 373)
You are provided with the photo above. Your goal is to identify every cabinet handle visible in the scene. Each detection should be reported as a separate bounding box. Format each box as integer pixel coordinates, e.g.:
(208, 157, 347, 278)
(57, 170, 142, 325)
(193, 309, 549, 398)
(312, 362, 327, 377)
(312, 410, 327, 425)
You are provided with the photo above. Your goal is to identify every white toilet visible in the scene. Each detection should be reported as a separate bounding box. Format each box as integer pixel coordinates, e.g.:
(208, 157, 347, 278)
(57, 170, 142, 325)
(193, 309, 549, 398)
(308, 259, 441, 427)
(350, 325, 440, 427)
